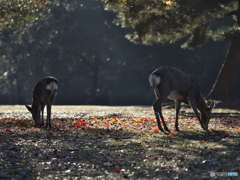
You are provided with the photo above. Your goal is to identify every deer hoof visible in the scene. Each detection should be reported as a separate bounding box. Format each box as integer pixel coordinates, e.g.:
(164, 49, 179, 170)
(164, 127, 170, 132)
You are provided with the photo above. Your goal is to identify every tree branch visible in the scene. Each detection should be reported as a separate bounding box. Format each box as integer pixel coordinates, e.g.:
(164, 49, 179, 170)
(225, 10, 238, 17)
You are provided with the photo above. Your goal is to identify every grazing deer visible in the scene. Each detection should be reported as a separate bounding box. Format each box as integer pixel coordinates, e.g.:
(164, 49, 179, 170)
(149, 66, 214, 134)
(26, 76, 58, 129)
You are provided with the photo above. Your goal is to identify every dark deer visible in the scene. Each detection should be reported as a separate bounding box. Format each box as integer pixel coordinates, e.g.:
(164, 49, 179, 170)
(26, 76, 58, 129)
(149, 66, 214, 134)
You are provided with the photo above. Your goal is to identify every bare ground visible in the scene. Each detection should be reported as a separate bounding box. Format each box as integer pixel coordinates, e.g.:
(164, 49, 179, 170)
(0, 105, 239, 180)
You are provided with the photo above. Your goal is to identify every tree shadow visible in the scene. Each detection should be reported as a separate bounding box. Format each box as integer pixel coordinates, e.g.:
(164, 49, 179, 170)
(0, 113, 239, 179)
(0, 125, 147, 179)
(149, 130, 240, 178)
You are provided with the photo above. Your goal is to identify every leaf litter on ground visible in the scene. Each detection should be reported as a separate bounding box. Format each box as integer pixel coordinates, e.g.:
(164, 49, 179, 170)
(0, 105, 239, 179)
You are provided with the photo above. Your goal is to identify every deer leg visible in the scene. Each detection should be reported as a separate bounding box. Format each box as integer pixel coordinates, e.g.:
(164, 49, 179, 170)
(159, 110, 170, 132)
(41, 106, 44, 126)
(175, 100, 181, 131)
(187, 98, 206, 130)
(46, 104, 51, 129)
(153, 98, 169, 134)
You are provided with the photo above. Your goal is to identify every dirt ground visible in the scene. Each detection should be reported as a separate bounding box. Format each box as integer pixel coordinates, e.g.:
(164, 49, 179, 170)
(0, 105, 239, 179)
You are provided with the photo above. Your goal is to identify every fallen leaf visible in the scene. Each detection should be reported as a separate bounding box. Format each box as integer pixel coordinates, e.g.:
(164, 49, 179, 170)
(224, 132, 230, 137)
(95, 133, 100, 137)
(113, 168, 121, 173)
(199, 140, 209, 143)
(4, 128, 11, 132)
(167, 132, 174, 136)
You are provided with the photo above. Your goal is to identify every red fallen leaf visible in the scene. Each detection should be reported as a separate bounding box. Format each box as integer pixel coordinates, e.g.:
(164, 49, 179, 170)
(199, 140, 209, 143)
(76, 119, 89, 125)
(167, 117, 172, 120)
(113, 168, 121, 173)
(167, 132, 174, 136)
(153, 128, 159, 133)
(4, 128, 11, 132)
(224, 132, 230, 137)
(222, 117, 230, 119)
(95, 133, 100, 137)
(74, 119, 90, 128)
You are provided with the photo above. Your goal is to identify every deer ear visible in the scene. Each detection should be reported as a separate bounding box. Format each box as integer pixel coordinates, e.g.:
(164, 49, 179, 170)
(25, 105, 32, 112)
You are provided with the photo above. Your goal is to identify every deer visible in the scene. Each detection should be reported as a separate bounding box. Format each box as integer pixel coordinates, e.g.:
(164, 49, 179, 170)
(149, 66, 214, 134)
(26, 76, 58, 129)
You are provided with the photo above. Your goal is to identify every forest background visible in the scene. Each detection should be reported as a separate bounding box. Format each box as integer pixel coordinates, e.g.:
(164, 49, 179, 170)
(1, 0, 240, 106)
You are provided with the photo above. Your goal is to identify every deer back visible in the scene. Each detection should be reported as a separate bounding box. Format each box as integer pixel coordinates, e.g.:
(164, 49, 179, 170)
(149, 66, 201, 102)
(32, 76, 58, 104)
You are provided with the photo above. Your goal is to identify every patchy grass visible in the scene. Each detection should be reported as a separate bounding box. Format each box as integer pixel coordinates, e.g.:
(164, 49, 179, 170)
(0, 105, 239, 179)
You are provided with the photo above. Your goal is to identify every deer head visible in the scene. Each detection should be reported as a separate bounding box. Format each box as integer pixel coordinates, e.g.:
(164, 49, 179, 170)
(200, 102, 215, 130)
(25, 103, 42, 126)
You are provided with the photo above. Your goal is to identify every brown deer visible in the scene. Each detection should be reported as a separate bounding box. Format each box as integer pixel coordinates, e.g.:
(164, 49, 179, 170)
(149, 66, 214, 134)
(26, 76, 58, 129)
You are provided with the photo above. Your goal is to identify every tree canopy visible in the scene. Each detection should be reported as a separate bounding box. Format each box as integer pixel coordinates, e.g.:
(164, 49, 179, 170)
(0, 0, 44, 30)
(102, 0, 238, 49)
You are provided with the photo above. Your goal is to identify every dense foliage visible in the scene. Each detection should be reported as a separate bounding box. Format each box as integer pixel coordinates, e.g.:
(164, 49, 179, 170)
(102, 0, 238, 49)
(0, 0, 44, 30)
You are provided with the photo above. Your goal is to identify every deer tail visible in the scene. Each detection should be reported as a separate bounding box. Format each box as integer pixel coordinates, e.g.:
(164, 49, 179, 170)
(46, 82, 58, 93)
(149, 74, 161, 87)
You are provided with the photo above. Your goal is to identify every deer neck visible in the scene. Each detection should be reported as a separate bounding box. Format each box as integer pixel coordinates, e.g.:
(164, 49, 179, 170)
(196, 94, 208, 114)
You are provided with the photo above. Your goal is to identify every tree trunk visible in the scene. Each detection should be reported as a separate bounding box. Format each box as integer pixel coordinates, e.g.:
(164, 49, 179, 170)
(207, 40, 240, 100)
(207, 0, 240, 100)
